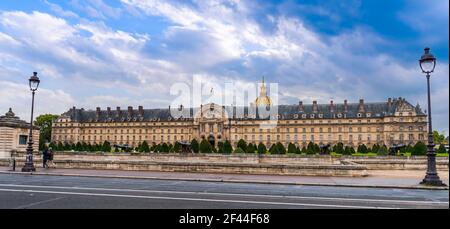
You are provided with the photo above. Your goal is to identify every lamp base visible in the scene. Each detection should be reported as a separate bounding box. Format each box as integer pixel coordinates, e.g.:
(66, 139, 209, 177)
(21, 163, 36, 172)
(420, 174, 447, 187)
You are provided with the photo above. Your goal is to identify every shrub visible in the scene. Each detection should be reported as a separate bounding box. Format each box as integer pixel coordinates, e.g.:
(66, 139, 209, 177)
(287, 143, 297, 154)
(75, 142, 82, 151)
(257, 143, 267, 154)
(371, 144, 380, 154)
(140, 141, 150, 153)
(199, 139, 213, 153)
(217, 141, 224, 154)
(223, 140, 233, 154)
(172, 142, 181, 153)
(377, 145, 388, 156)
(160, 143, 169, 153)
(234, 147, 245, 154)
(333, 142, 344, 154)
(276, 142, 286, 154)
(343, 146, 354, 155)
(301, 146, 307, 154)
(357, 144, 368, 154)
(246, 143, 256, 154)
(437, 144, 448, 154)
(102, 141, 111, 152)
(412, 142, 427, 156)
(191, 139, 199, 153)
(237, 139, 247, 152)
(269, 144, 276, 154)
(306, 142, 316, 155)
(296, 146, 302, 154)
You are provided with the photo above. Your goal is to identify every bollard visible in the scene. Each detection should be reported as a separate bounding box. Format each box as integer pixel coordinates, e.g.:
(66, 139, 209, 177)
(12, 158, 15, 171)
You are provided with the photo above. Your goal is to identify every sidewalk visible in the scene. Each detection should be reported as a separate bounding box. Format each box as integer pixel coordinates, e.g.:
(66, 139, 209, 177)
(0, 166, 448, 190)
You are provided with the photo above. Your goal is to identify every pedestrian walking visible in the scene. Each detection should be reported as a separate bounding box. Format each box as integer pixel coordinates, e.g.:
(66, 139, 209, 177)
(42, 148, 49, 169)
(47, 147, 55, 168)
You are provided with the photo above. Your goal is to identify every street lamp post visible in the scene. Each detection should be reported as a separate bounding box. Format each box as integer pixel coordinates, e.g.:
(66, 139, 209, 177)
(418, 48, 446, 186)
(21, 72, 40, 172)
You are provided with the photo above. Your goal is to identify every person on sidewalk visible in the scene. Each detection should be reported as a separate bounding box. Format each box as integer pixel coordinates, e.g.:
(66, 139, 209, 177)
(47, 147, 55, 168)
(42, 148, 49, 169)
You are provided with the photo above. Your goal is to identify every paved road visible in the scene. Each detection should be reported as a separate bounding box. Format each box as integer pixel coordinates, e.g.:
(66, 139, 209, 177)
(0, 174, 448, 209)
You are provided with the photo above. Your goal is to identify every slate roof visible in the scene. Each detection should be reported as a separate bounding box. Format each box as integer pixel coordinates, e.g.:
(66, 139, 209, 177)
(0, 108, 39, 129)
(59, 98, 426, 123)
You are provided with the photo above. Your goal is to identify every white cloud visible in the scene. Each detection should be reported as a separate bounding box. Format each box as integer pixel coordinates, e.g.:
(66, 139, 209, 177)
(0, 81, 75, 121)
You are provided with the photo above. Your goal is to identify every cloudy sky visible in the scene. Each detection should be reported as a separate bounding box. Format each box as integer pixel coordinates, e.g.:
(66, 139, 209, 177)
(0, 0, 448, 134)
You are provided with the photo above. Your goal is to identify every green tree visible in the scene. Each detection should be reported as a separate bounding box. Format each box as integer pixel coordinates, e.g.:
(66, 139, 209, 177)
(237, 139, 247, 152)
(257, 143, 267, 154)
(102, 141, 111, 152)
(160, 143, 169, 153)
(217, 141, 224, 154)
(412, 141, 427, 156)
(287, 143, 297, 154)
(233, 147, 245, 154)
(306, 142, 316, 155)
(357, 144, 368, 154)
(246, 143, 256, 154)
(433, 131, 446, 144)
(301, 146, 307, 154)
(276, 142, 286, 154)
(405, 144, 414, 154)
(377, 145, 388, 156)
(343, 146, 354, 155)
(269, 144, 276, 154)
(223, 140, 233, 154)
(57, 142, 64, 151)
(371, 144, 380, 154)
(199, 139, 213, 153)
(140, 141, 150, 152)
(75, 142, 82, 151)
(333, 142, 344, 154)
(81, 142, 88, 151)
(173, 142, 181, 153)
(191, 139, 199, 153)
(34, 114, 59, 150)
(437, 144, 448, 154)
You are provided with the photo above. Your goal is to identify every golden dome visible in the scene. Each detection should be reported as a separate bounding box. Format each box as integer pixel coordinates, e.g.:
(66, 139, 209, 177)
(255, 77, 272, 106)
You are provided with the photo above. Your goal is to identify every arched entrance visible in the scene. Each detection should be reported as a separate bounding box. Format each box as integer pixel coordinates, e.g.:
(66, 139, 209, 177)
(208, 134, 215, 147)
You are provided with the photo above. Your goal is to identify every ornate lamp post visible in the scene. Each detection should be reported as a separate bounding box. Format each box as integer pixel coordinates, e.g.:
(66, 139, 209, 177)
(21, 72, 40, 172)
(418, 48, 445, 186)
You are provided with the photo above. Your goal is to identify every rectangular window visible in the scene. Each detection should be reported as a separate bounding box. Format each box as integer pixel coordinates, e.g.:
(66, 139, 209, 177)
(19, 135, 28, 145)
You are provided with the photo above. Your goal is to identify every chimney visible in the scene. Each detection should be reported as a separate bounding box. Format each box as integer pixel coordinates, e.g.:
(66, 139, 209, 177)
(116, 107, 121, 117)
(179, 104, 184, 111)
(107, 107, 111, 116)
(358, 99, 365, 112)
(387, 98, 392, 111)
(96, 107, 101, 119)
(72, 106, 76, 117)
(329, 100, 335, 112)
(344, 100, 348, 112)
(138, 106, 144, 116)
(201, 104, 203, 117)
(312, 101, 318, 113)
(128, 106, 133, 117)
(299, 101, 304, 112)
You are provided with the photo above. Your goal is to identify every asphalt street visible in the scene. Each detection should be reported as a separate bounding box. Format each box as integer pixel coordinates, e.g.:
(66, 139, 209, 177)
(0, 174, 448, 209)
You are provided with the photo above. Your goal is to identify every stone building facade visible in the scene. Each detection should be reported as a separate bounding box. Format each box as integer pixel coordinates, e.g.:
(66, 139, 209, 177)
(0, 108, 40, 158)
(52, 83, 427, 149)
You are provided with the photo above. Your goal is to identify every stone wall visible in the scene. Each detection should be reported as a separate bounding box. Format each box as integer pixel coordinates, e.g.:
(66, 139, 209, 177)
(2, 152, 447, 177)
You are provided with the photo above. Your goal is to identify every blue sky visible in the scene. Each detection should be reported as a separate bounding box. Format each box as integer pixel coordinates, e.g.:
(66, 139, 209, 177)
(0, 0, 448, 134)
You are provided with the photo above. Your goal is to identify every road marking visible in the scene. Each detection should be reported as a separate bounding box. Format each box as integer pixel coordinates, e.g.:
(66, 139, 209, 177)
(0, 188, 397, 209)
(14, 197, 65, 209)
(0, 183, 447, 205)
